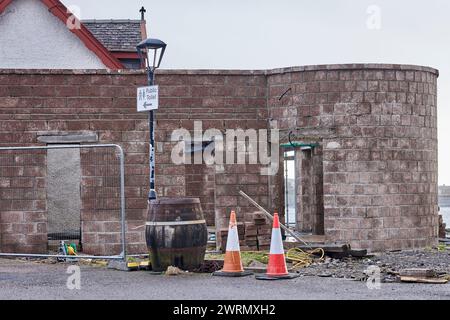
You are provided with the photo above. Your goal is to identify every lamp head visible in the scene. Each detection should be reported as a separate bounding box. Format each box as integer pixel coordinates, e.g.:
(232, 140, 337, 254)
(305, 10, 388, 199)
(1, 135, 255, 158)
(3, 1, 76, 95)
(137, 38, 167, 70)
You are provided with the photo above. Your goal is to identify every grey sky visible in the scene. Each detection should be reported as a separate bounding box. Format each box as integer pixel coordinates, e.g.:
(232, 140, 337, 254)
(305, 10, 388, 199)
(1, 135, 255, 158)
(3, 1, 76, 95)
(64, 0, 450, 185)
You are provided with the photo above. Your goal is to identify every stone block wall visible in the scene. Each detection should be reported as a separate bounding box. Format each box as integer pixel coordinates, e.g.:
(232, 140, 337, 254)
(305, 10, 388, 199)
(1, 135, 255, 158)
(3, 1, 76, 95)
(0, 71, 151, 255)
(185, 164, 216, 226)
(0, 64, 440, 253)
(0, 150, 47, 253)
(267, 65, 439, 250)
(80, 148, 124, 255)
(0, 69, 272, 254)
(295, 146, 324, 234)
(154, 71, 270, 249)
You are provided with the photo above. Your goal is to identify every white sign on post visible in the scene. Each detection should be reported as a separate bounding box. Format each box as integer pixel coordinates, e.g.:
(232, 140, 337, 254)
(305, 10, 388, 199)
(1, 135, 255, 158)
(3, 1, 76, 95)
(137, 85, 159, 112)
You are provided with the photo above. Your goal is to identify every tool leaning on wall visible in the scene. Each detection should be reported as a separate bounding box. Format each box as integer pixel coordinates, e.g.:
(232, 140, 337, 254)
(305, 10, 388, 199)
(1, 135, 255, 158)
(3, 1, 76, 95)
(239, 190, 325, 269)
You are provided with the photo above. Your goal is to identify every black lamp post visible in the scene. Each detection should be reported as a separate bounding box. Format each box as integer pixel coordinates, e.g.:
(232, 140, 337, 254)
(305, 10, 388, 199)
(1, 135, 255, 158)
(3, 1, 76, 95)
(137, 38, 167, 201)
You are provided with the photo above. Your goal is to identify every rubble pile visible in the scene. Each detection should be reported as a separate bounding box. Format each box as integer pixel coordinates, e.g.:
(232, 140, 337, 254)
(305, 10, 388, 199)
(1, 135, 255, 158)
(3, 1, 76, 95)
(296, 248, 450, 282)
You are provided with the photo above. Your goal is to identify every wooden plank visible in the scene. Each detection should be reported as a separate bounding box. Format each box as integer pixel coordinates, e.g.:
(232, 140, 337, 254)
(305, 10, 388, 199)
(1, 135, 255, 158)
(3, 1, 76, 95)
(399, 268, 436, 278)
(349, 249, 368, 257)
(292, 243, 351, 258)
(400, 276, 448, 284)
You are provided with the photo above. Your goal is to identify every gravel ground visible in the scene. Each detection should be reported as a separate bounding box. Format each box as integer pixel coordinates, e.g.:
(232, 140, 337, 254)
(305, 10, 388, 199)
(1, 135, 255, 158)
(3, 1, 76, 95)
(0, 254, 449, 300)
(295, 248, 450, 282)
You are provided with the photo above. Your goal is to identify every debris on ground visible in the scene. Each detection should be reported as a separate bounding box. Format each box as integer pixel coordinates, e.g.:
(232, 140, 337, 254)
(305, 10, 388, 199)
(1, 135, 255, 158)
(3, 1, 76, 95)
(204, 247, 449, 282)
(295, 244, 350, 259)
(5, 246, 448, 283)
(165, 266, 184, 276)
(87, 259, 108, 267)
(296, 248, 450, 282)
(294, 243, 368, 259)
(398, 268, 448, 284)
(192, 260, 223, 273)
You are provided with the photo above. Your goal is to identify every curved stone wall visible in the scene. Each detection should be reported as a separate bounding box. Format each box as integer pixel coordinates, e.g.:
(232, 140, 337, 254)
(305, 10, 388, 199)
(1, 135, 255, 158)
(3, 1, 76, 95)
(268, 64, 439, 251)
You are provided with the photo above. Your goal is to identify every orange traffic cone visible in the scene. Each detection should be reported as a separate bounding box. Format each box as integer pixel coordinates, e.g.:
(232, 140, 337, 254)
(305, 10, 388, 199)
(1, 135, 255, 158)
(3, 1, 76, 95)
(213, 211, 252, 277)
(256, 213, 299, 280)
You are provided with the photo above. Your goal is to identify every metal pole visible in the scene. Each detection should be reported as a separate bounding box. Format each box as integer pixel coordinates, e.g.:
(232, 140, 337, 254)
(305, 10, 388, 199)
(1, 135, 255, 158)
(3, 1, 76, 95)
(147, 68, 157, 201)
(0, 253, 123, 260)
(0, 144, 121, 151)
(117, 144, 127, 259)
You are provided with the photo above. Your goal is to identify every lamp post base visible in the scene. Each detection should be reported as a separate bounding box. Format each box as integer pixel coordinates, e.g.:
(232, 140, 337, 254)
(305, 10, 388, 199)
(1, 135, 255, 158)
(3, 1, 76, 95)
(148, 189, 157, 201)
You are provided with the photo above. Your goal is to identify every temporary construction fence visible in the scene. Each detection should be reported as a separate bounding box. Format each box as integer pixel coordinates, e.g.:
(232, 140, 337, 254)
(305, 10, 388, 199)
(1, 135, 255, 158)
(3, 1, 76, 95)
(0, 144, 126, 260)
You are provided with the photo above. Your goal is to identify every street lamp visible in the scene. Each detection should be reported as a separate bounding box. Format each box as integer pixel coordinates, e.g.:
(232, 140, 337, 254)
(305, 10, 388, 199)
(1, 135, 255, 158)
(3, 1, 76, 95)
(137, 38, 167, 201)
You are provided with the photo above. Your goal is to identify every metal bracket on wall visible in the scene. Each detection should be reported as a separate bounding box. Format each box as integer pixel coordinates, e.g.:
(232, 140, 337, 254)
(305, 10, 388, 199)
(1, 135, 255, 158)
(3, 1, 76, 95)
(279, 130, 319, 150)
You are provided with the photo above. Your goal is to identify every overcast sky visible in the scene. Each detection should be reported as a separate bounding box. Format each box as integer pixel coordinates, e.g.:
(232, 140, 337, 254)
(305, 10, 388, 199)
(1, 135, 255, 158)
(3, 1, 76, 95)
(64, 0, 450, 185)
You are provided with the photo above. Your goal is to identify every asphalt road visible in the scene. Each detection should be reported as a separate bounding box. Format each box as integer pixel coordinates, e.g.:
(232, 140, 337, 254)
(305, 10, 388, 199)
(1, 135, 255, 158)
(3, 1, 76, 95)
(0, 259, 449, 300)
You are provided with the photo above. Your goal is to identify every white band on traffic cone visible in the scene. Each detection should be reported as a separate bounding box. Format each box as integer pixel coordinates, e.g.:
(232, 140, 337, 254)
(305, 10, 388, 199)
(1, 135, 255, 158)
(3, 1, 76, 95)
(269, 227, 284, 255)
(226, 224, 240, 251)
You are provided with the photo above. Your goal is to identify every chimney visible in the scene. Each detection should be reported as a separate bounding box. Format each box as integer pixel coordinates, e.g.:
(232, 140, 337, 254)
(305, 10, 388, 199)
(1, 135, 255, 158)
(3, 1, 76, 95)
(140, 6, 148, 40)
(139, 7, 148, 68)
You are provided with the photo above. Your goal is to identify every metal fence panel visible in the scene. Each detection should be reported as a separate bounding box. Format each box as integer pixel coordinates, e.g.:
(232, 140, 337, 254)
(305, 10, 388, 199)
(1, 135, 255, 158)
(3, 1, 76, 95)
(0, 144, 126, 260)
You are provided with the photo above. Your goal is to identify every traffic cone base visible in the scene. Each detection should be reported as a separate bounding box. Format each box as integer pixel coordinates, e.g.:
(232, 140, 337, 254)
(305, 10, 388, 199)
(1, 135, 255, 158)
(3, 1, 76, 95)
(213, 252, 253, 277)
(213, 211, 253, 277)
(255, 273, 300, 280)
(213, 270, 253, 277)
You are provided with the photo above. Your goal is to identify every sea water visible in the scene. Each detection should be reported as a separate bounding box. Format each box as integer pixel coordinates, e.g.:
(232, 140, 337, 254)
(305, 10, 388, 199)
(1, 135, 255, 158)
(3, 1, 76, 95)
(441, 206, 450, 226)
(439, 196, 450, 226)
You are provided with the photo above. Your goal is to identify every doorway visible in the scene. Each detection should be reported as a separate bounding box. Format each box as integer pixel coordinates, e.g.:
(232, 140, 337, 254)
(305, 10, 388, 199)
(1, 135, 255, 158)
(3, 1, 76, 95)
(283, 146, 324, 235)
(283, 150, 296, 229)
(46, 146, 82, 244)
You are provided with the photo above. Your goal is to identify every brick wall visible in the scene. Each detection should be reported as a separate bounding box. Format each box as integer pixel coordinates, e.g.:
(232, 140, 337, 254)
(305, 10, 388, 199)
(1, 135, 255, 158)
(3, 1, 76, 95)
(185, 164, 215, 226)
(0, 69, 271, 254)
(154, 71, 270, 249)
(0, 71, 151, 255)
(0, 150, 47, 253)
(0, 64, 440, 253)
(295, 147, 324, 234)
(80, 148, 124, 255)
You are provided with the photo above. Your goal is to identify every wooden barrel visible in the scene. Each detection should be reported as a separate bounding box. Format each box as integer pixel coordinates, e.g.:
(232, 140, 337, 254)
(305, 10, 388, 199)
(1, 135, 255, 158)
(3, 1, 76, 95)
(146, 198, 208, 272)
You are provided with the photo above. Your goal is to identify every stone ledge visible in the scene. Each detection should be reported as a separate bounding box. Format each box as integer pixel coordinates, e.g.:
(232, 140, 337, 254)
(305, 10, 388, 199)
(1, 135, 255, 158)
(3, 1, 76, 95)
(266, 64, 439, 76)
(0, 63, 439, 76)
(37, 131, 98, 144)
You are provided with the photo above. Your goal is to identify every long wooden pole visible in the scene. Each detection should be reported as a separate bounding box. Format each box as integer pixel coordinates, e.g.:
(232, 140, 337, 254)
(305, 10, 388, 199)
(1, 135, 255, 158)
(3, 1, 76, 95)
(239, 190, 310, 247)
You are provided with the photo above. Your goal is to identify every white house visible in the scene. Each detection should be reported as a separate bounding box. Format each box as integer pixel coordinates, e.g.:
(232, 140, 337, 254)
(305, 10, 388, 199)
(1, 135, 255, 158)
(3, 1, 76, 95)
(0, 0, 146, 69)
